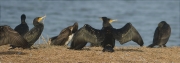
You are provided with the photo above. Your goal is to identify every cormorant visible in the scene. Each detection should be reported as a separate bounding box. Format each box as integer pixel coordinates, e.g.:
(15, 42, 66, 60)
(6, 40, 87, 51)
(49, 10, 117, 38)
(70, 17, 144, 52)
(148, 21, 171, 48)
(50, 22, 78, 46)
(0, 25, 29, 49)
(14, 14, 29, 36)
(22, 15, 46, 48)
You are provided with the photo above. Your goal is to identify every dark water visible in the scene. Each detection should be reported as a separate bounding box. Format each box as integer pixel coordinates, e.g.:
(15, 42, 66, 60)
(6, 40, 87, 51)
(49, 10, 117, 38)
(0, 1, 179, 47)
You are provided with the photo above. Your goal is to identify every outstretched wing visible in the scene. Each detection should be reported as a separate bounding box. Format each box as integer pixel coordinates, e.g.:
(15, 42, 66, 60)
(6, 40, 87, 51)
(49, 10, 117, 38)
(0, 25, 28, 48)
(0, 26, 9, 45)
(7, 30, 29, 48)
(50, 36, 58, 41)
(50, 29, 72, 45)
(113, 23, 144, 46)
(72, 24, 105, 44)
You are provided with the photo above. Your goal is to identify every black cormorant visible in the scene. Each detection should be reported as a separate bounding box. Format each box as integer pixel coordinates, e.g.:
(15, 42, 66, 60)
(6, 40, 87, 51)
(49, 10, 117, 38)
(148, 21, 171, 48)
(50, 22, 78, 46)
(70, 17, 144, 52)
(23, 15, 46, 48)
(0, 25, 29, 49)
(14, 14, 29, 36)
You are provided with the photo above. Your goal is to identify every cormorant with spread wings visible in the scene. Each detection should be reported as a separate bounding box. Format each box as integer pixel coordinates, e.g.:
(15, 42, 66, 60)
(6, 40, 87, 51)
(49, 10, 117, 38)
(70, 17, 144, 52)
(1, 15, 46, 49)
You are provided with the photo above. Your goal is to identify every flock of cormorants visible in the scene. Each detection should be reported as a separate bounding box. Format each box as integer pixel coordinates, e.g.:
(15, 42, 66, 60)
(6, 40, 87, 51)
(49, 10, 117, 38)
(0, 14, 171, 52)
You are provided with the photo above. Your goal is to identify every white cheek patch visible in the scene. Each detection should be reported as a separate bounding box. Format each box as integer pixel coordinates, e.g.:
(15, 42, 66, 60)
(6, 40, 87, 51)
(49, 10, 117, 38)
(65, 33, 74, 46)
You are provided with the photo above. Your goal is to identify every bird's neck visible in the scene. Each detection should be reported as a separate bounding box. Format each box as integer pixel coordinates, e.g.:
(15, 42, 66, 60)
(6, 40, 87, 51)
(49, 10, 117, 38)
(21, 19, 26, 24)
(103, 22, 112, 28)
(34, 22, 44, 27)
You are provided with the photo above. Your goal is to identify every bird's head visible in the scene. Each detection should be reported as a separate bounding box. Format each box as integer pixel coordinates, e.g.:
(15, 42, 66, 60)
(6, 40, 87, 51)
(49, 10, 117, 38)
(100, 17, 117, 23)
(21, 14, 26, 20)
(33, 15, 46, 25)
(158, 21, 167, 28)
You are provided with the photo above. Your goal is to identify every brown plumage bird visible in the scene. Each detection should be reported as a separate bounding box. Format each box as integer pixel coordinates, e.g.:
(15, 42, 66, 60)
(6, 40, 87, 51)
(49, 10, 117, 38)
(23, 15, 46, 47)
(50, 22, 78, 46)
(0, 15, 46, 49)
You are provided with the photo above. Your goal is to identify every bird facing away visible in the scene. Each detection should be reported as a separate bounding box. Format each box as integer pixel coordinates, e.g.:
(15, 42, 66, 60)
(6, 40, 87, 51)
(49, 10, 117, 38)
(69, 17, 144, 52)
(0, 25, 29, 49)
(50, 22, 78, 46)
(22, 15, 46, 48)
(14, 14, 29, 36)
(148, 21, 171, 48)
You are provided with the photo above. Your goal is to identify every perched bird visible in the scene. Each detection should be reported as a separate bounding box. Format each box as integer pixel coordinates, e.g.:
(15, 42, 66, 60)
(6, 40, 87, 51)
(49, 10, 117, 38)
(50, 22, 78, 46)
(0, 25, 29, 49)
(22, 15, 46, 48)
(148, 21, 171, 48)
(70, 17, 144, 52)
(14, 14, 29, 36)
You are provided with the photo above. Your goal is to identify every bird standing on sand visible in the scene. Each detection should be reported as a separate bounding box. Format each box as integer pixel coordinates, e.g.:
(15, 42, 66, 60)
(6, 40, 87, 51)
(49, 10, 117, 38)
(23, 15, 46, 48)
(14, 14, 29, 36)
(50, 22, 78, 46)
(70, 17, 144, 52)
(148, 21, 171, 48)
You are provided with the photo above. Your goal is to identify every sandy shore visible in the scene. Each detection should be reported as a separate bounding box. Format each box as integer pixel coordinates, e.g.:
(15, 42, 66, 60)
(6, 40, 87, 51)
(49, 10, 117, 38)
(0, 44, 180, 63)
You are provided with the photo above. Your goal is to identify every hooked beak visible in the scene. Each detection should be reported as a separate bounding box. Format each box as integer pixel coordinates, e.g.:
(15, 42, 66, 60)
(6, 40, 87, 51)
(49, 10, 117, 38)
(99, 17, 103, 21)
(109, 19, 117, 23)
(38, 15, 46, 22)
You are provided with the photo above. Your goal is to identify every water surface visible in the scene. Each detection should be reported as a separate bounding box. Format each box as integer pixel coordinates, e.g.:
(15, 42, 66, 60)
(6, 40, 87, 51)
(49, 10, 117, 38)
(0, 0, 179, 46)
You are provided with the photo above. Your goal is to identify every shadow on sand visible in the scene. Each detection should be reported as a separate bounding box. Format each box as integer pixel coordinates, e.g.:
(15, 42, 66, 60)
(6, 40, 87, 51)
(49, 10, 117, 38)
(116, 48, 143, 52)
(82, 47, 143, 52)
(0, 51, 27, 55)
